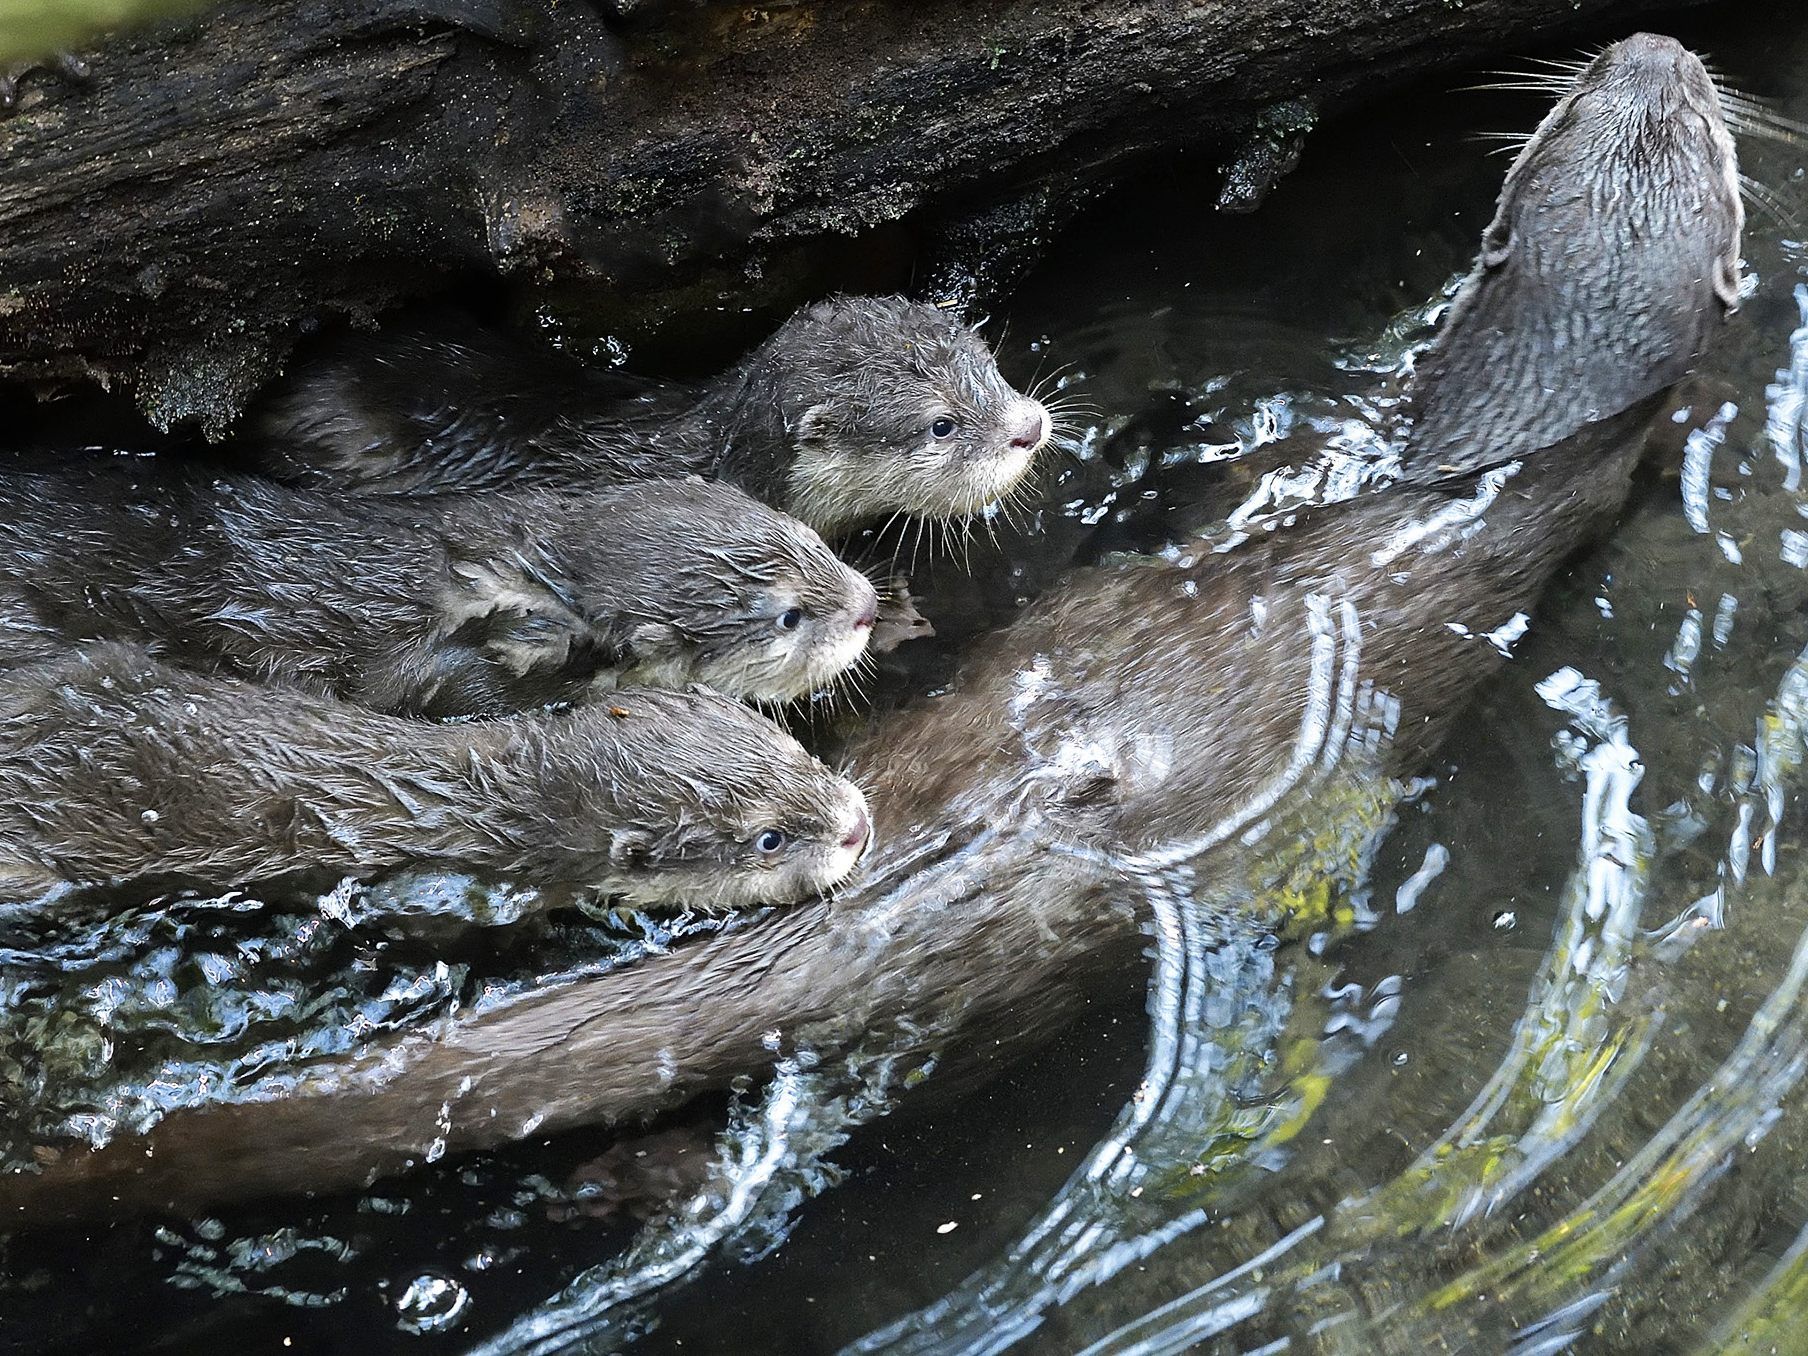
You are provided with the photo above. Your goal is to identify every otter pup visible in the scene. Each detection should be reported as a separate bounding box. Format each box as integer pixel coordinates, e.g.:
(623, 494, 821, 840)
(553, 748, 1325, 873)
(0, 643, 872, 904)
(0, 470, 878, 715)
(252, 296, 1054, 535)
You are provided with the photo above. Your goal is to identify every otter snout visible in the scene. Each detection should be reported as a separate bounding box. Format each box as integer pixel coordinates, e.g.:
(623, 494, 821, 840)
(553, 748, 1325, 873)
(841, 803, 872, 855)
(1617, 31, 1692, 74)
(851, 573, 881, 631)
(1008, 399, 1052, 453)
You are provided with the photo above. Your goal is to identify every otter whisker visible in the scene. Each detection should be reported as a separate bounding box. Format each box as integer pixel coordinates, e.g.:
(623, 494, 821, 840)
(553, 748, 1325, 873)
(990, 499, 1019, 542)
(1719, 95, 1808, 147)
(1714, 81, 1800, 117)
(1027, 361, 1082, 404)
(879, 509, 911, 577)
(1461, 80, 1573, 97)
(756, 694, 799, 736)
(992, 481, 1034, 540)
(834, 659, 877, 715)
(1721, 101, 1808, 138)
(1046, 416, 1099, 447)
(1042, 399, 1103, 426)
(1518, 54, 1590, 74)
(1476, 67, 1578, 86)
(1739, 172, 1798, 230)
(978, 504, 1003, 550)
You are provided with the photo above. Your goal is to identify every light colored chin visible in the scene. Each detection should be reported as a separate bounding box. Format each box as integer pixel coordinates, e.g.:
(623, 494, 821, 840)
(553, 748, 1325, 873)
(788, 442, 1041, 532)
(804, 626, 873, 694)
(731, 843, 865, 908)
(702, 625, 872, 703)
(612, 848, 861, 912)
(929, 445, 1035, 517)
(819, 840, 864, 889)
(892, 444, 1038, 521)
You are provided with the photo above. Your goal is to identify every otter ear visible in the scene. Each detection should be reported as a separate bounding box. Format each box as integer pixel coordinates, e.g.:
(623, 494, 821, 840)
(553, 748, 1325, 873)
(1480, 224, 1514, 270)
(794, 403, 834, 446)
(1714, 253, 1743, 317)
(628, 621, 683, 661)
(608, 827, 654, 869)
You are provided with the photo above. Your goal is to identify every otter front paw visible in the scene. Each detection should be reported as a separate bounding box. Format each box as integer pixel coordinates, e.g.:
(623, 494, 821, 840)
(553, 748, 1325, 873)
(0, 51, 92, 113)
(872, 577, 934, 654)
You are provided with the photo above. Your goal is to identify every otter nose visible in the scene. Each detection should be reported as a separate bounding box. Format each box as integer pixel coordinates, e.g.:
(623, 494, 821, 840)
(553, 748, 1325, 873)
(841, 806, 871, 853)
(1010, 402, 1052, 451)
(1616, 31, 1688, 74)
(1620, 31, 1685, 60)
(851, 576, 880, 630)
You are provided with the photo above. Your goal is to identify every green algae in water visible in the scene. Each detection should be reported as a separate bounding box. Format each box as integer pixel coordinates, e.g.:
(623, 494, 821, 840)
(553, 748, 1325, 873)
(0, 0, 213, 63)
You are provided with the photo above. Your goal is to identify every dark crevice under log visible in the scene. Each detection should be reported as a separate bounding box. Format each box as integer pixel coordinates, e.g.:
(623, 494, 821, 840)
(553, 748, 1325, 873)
(0, 0, 1707, 435)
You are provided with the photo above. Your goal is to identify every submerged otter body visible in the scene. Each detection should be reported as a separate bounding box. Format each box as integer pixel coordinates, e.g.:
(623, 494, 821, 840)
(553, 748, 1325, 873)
(253, 296, 1054, 535)
(0, 34, 1744, 1214)
(0, 470, 877, 713)
(0, 644, 871, 905)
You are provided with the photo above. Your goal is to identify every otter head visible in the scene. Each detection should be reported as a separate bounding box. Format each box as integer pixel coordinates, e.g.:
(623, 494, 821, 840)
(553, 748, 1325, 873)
(540, 688, 872, 909)
(1408, 32, 1743, 475)
(753, 296, 1051, 534)
(592, 480, 880, 703)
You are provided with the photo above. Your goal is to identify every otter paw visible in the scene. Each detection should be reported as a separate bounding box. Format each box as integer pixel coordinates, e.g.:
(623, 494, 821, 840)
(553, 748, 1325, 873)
(0, 51, 92, 114)
(551, 1124, 716, 1225)
(871, 577, 934, 654)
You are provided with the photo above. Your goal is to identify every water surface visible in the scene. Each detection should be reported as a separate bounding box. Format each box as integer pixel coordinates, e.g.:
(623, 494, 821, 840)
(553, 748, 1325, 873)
(7, 4, 1808, 1352)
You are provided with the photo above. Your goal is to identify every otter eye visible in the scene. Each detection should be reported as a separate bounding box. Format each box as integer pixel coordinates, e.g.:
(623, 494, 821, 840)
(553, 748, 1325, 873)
(777, 607, 805, 631)
(754, 828, 789, 854)
(930, 416, 958, 439)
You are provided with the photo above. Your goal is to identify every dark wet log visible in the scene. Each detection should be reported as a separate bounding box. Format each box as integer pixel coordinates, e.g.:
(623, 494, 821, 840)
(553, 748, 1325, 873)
(0, 0, 1699, 435)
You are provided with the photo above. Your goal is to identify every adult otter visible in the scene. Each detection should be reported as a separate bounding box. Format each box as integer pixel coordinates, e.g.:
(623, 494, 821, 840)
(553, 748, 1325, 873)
(0, 643, 871, 905)
(0, 33, 1742, 1213)
(252, 296, 1055, 535)
(0, 471, 877, 714)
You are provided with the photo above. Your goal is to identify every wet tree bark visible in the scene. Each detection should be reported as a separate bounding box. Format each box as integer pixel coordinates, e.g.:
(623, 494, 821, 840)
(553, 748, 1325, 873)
(0, 0, 1697, 435)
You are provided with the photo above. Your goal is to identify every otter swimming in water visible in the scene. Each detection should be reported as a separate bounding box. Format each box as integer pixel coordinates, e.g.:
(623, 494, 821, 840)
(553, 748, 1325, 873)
(252, 296, 1054, 535)
(0, 643, 872, 905)
(0, 470, 877, 714)
(0, 33, 1744, 1213)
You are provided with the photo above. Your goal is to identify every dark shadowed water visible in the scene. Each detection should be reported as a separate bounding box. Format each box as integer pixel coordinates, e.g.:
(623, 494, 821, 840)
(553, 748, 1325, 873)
(6, 3, 1808, 1353)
